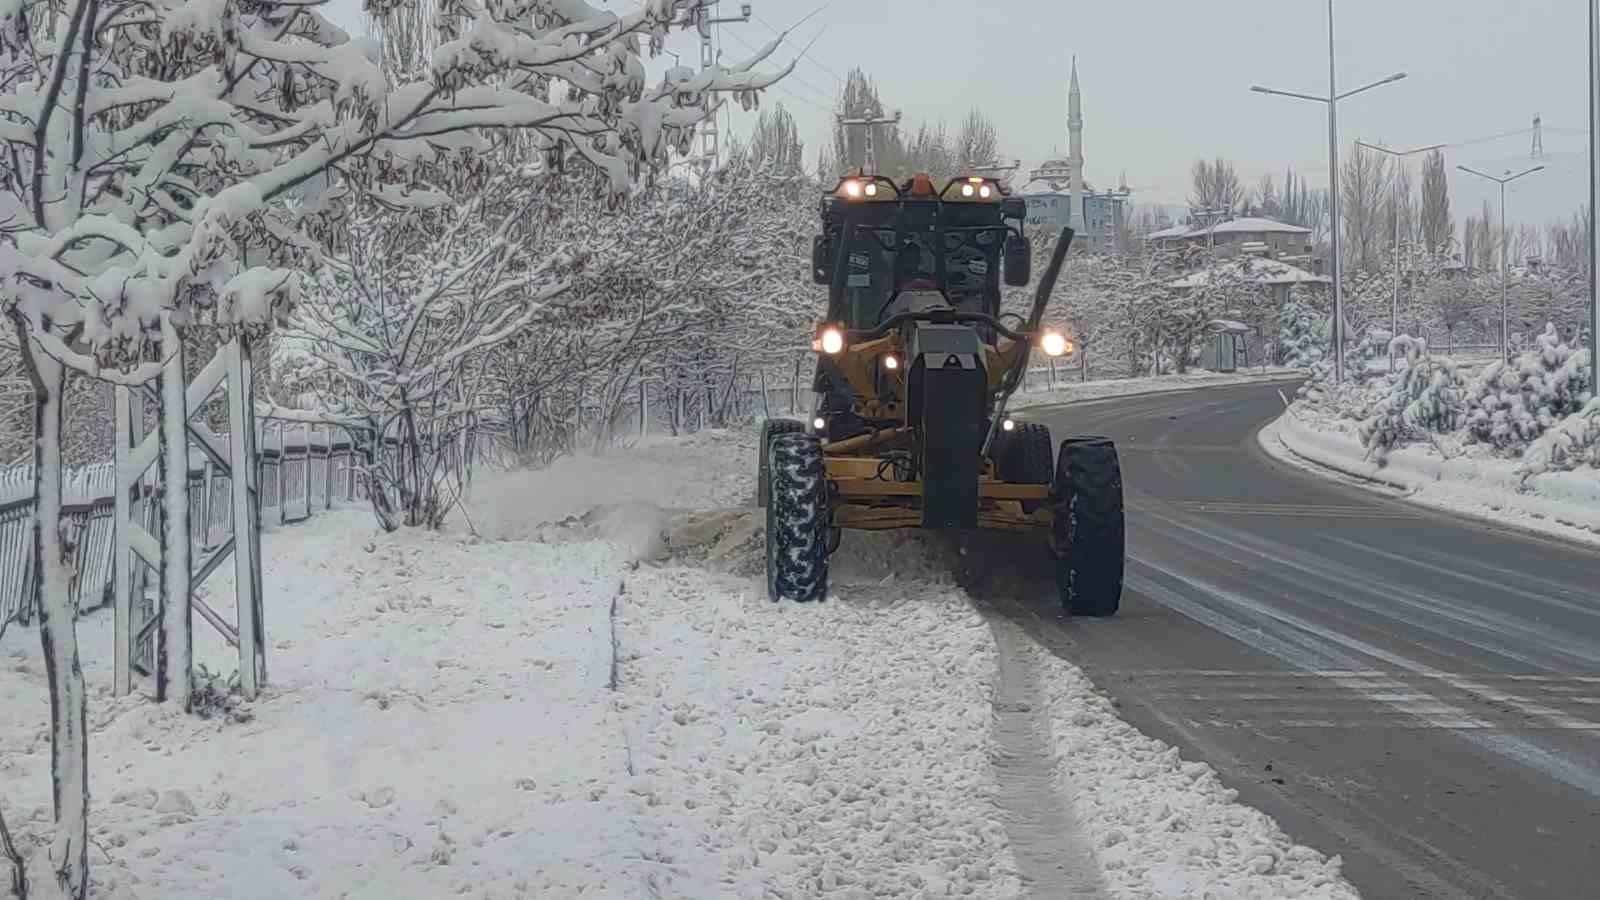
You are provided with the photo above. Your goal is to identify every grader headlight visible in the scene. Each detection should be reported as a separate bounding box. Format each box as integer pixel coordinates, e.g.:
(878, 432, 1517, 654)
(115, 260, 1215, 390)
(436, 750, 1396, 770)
(1040, 330, 1073, 358)
(816, 325, 846, 355)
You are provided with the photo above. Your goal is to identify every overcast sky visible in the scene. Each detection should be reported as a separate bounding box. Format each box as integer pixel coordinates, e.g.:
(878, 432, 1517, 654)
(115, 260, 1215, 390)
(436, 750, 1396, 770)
(327, 0, 1590, 230)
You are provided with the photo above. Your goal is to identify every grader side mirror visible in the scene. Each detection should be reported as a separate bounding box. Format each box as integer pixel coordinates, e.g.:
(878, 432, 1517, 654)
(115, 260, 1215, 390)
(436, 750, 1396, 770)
(812, 236, 831, 285)
(1003, 234, 1031, 287)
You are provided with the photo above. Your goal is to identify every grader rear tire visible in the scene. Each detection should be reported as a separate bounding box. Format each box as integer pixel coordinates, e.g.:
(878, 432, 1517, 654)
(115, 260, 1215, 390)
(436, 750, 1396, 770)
(1003, 422, 1053, 513)
(766, 433, 830, 602)
(1051, 435, 1125, 617)
(757, 419, 805, 508)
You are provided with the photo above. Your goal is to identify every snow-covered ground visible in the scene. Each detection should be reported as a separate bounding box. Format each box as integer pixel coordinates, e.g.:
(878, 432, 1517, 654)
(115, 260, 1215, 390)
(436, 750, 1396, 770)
(1010, 366, 1304, 412)
(1261, 404, 1600, 548)
(4, 405, 1356, 899)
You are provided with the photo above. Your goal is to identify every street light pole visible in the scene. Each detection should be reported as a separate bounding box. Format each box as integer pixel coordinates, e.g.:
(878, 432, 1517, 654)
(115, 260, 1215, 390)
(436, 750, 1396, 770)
(1456, 163, 1545, 364)
(1326, 0, 1343, 383)
(1590, 0, 1599, 389)
(1357, 140, 1446, 369)
(1251, 0, 1406, 385)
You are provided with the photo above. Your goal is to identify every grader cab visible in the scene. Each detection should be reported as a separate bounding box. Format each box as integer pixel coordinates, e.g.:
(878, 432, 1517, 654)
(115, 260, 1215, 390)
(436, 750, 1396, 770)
(757, 172, 1125, 615)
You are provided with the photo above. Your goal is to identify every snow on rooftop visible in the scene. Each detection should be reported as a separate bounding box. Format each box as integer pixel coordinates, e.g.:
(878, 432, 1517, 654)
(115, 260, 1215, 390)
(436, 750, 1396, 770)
(1210, 216, 1312, 235)
(1168, 257, 1330, 288)
(1146, 216, 1312, 241)
(1145, 223, 1191, 240)
(1207, 318, 1251, 333)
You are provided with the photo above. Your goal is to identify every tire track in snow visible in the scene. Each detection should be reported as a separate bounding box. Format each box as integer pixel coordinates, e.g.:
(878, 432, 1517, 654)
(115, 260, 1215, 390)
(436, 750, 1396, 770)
(984, 614, 1109, 900)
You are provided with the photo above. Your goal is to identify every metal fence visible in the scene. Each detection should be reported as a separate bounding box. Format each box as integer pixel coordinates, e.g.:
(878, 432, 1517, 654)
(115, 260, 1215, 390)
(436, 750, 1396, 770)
(1, 420, 370, 627)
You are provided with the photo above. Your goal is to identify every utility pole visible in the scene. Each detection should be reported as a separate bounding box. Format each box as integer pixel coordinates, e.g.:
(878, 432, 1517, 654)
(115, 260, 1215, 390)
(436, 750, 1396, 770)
(1251, 0, 1407, 385)
(1190, 205, 1232, 254)
(1357, 140, 1445, 370)
(695, 1, 753, 174)
(836, 110, 901, 174)
(1457, 164, 1545, 364)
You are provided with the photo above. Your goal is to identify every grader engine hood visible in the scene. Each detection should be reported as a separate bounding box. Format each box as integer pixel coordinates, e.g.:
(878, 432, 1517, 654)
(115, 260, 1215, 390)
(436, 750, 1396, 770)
(906, 323, 986, 529)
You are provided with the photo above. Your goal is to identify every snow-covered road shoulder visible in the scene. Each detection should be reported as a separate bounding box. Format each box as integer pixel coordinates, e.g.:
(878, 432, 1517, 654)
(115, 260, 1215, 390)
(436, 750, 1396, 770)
(1260, 408, 1600, 547)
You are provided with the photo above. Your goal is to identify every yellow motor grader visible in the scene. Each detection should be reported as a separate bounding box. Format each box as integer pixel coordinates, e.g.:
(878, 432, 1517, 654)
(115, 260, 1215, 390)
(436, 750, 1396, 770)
(758, 172, 1124, 615)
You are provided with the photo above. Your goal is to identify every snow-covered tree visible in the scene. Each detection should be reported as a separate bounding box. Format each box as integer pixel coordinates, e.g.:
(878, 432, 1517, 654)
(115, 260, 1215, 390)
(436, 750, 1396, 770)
(0, 0, 787, 891)
(829, 68, 904, 176)
(744, 103, 805, 175)
(1341, 140, 1390, 274)
(291, 175, 588, 530)
(1420, 149, 1455, 258)
(1188, 157, 1245, 214)
(1463, 323, 1593, 453)
(951, 108, 1001, 172)
(1279, 293, 1326, 369)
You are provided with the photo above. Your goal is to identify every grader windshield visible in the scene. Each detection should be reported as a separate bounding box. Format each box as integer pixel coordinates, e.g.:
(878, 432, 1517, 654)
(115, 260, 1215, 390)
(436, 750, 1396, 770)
(810, 174, 1032, 333)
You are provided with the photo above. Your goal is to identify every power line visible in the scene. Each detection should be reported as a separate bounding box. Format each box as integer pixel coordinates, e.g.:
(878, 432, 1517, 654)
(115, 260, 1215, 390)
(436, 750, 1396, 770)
(1443, 126, 1537, 151)
(754, 9, 848, 86)
(721, 25, 839, 107)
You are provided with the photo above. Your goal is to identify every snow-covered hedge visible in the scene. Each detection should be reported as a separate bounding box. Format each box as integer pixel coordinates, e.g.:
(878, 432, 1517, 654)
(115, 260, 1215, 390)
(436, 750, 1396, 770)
(1356, 336, 1464, 461)
(1297, 323, 1597, 477)
(1463, 324, 1592, 452)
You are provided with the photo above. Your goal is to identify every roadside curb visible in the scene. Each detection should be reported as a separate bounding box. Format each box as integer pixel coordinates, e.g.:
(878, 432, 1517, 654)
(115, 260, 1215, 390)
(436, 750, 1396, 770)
(1259, 410, 1600, 546)
(1015, 372, 1306, 415)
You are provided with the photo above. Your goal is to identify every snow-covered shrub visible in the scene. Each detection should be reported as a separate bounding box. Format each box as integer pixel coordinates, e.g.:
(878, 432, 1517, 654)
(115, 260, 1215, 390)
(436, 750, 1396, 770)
(1358, 336, 1464, 462)
(1463, 323, 1593, 453)
(1349, 327, 1393, 382)
(190, 665, 255, 725)
(1279, 294, 1326, 369)
(1520, 397, 1600, 478)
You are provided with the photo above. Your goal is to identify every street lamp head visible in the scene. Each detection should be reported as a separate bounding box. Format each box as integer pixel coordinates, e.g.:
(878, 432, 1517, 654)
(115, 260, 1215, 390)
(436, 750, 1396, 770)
(1384, 72, 1408, 84)
(1249, 86, 1270, 93)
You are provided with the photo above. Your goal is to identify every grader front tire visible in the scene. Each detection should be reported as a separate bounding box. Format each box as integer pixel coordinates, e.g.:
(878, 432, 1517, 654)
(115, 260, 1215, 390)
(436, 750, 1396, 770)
(757, 418, 805, 508)
(1051, 435, 1125, 617)
(766, 433, 830, 602)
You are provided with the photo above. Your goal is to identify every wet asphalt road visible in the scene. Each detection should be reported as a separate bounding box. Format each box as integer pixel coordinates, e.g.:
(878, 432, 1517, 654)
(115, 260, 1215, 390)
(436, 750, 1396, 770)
(967, 380, 1600, 900)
